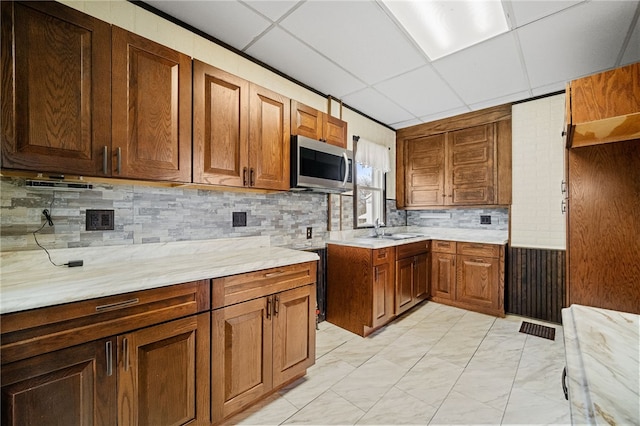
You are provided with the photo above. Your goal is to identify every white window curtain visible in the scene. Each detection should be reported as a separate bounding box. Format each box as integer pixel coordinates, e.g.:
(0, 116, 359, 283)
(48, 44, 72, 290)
(355, 138, 390, 173)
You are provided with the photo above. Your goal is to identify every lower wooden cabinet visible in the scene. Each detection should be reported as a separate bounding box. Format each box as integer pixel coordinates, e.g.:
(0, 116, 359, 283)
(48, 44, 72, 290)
(396, 241, 430, 315)
(326, 244, 396, 337)
(210, 263, 317, 424)
(431, 240, 505, 317)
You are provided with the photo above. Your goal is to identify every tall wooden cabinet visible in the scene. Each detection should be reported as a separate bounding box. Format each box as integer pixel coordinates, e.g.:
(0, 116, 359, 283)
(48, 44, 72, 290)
(326, 244, 396, 337)
(396, 104, 512, 208)
(193, 61, 290, 190)
(291, 101, 348, 148)
(1, 1, 112, 176)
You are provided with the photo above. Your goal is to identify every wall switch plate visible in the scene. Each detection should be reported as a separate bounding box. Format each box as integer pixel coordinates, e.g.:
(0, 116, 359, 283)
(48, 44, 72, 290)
(232, 212, 247, 227)
(306, 227, 312, 239)
(480, 215, 492, 225)
(86, 210, 114, 231)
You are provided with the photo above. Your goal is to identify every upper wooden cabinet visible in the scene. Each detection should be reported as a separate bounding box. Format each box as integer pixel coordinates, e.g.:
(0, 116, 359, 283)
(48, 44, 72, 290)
(291, 101, 348, 148)
(396, 104, 512, 209)
(566, 61, 640, 148)
(194, 61, 290, 190)
(112, 27, 192, 182)
(1, 1, 112, 176)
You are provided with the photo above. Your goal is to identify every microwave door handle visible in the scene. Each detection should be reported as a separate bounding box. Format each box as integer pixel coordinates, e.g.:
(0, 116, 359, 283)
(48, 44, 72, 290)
(342, 153, 349, 187)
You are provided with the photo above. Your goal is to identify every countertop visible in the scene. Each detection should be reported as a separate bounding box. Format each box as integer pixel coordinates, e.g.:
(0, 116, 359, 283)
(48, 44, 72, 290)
(0, 236, 318, 315)
(562, 304, 639, 425)
(327, 227, 509, 249)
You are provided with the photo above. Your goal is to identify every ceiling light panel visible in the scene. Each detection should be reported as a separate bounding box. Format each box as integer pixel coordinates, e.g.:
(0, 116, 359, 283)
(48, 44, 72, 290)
(383, 0, 509, 60)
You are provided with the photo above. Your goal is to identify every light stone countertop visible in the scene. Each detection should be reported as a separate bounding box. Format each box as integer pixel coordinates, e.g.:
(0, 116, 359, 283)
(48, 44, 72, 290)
(327, 227, 509, 249)
(562, 304, 640, 425)
(0, 236, 318, 315)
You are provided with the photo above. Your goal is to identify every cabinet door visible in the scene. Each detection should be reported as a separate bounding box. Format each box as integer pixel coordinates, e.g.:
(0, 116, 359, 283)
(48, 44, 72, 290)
(272, 285, 316, 387)
(1, 338, 117, 426)
(372, 262, 395, 328)
(118, 313, 210, 426)
(456, 255, 499, 309)
(431, 252, 456, 300)
(323, 114, 348, 148)
(212, 297, 272, 423)
(413, 253, 429, 301)
(112, 27, 192, 182)
(396, 257, 414, 314)
(1, 1, 111, 176)
(248, 84, 290, 190)
(291, 101, 323, 140)
(448, 124, 496, 205)
(404, 134, 446, 206)
(193, 61, 249, 186)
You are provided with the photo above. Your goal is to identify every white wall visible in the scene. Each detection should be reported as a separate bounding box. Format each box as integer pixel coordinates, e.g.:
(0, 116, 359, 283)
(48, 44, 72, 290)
(60, 0, 397, 198)
(511, 94, 566, 250)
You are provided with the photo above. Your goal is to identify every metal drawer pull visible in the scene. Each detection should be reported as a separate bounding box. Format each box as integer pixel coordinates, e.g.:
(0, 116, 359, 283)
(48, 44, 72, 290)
(103, 146, 108, 175)
(264, 271, 287, 278)
(562, 367, 568, 400)
(96, 298, 140, 312)
(274, 295, 279, 315)
(243, 167, 248, 186)
(116, 147, 122, 174)
(266, 297, 272, 319)
(106, 341, 113, 376)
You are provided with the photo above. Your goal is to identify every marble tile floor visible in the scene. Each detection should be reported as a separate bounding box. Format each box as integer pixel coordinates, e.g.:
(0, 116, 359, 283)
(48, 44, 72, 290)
(222, 302, 571, 425)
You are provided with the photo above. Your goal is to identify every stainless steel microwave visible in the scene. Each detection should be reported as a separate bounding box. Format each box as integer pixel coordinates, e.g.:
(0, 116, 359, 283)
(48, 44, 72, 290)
(290, 135, 353, 193)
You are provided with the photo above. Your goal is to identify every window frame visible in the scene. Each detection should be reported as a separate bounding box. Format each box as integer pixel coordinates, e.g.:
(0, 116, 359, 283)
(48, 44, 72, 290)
(353, 141, 387, 229)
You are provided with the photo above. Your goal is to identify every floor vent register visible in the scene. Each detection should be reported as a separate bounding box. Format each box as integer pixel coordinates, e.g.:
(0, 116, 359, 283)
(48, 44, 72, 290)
(519, 321, 556, 340)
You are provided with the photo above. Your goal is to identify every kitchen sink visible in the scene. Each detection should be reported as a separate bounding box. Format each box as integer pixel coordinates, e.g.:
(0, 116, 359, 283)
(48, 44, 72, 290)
(364, 233, 426, 240)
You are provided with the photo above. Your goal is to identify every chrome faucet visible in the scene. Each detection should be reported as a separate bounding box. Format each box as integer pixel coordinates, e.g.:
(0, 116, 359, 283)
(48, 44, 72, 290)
(374, 218, 385, 237)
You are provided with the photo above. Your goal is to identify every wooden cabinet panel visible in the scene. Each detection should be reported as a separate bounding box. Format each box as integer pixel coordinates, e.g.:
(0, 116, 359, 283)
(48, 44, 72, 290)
(1, 338, 117, 426)
(372, 261, 395, 328)
(291, 101, 348, 148)
(404, 134, 446, 206)
(272, 285, 316, 387)
(249, 84, 290, 190)
(193, 61, 248, 186)
(456, 255, 499, 310)
(395, 244, 430, 315)
(432, 240, 457, 254)
(212, 297, 272, 423)
(323, 114, 348, 148)
(414, 253, 429, 301)
(431, 252, 456, 300)
(112, 27, 192, 182)
(1, 1, 111, 176)
(449, 124, 495, 205)
(118, 313, 210, 426)
(395, 257, 414, 314)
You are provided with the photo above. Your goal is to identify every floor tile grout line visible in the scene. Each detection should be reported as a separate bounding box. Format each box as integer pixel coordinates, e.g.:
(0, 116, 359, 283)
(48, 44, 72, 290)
(498, 334, 529, 425)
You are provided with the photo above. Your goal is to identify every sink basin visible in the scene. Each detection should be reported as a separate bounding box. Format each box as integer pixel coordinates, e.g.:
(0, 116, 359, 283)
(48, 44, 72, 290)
(364, 233, 426, 240)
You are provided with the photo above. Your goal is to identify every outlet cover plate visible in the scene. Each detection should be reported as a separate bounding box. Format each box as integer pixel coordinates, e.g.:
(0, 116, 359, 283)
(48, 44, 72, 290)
(86, 209, 114, 231)
(480, 215, 492, 225)
(233, 212, 247, 227)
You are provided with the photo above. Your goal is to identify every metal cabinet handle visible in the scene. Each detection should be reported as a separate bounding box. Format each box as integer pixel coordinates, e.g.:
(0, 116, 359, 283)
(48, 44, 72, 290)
(250, 168, 255, 186)
(562, 367, 568, 400)
(561, 180, 567, 194)
(116, 147, 122, 174)
(266, 297, 272, 319)
(341, 152, 349, 187)
(123, 337, 129, 372)
(106, 341, 113, 376)
(274, 295, 279, 316)
(103, 146, 108, 175)
(243, 167, 248, 186)
(561, 199, 567, 214)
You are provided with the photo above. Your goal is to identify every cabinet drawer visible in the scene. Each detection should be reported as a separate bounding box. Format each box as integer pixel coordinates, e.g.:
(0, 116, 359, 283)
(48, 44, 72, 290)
(1, 280, 210, 365)
(432, 240, 457, 254)
(212, 261, 317, 309)
(397, 241, 430, 259)
(457, 242, 500, 258)
(373, 247, 396, 266)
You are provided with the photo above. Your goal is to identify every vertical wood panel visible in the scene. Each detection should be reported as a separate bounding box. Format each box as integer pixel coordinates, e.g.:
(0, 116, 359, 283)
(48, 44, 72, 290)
(507, 247, 565, 323)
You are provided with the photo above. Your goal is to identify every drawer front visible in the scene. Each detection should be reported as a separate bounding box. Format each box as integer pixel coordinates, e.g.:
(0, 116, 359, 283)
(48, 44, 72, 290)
(1, 280, 210, 365)
(212, 261, 317, 309)
(432, 240, 456, 254)
(373, 247, 396, 266)
(457, 242, 500, 258)
(397, 241, 430, 259)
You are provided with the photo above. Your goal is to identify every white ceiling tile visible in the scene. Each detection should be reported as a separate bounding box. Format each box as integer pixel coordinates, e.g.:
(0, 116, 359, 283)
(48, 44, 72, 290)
(374, 66, 464, 118)
(518, 1, 638, 87)
(245, 27, 366, 97)
(621, 18, 640, 66)
(243, 1, 299, 22)
(468, 90, 531, 111)
(509, 1, 585, 27)
(146, 1, 271, 49)
(280, 1, 427, 85)
(417, 106, 473, 125)
(391, 118, 424, 130)
(432, 32, 529, 104)
(531, 81, 568, 97)
(342, 88, 414, 125)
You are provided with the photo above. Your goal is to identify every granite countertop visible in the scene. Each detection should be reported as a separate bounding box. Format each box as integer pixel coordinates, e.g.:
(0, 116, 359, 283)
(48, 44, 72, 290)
(562, 304, 639, 425)
(327, 226, 509, 249)
(0, 236, 318, 315)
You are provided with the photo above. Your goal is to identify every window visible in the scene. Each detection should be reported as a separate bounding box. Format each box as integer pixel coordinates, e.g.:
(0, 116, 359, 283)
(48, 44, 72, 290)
(354, 141, 387, 228)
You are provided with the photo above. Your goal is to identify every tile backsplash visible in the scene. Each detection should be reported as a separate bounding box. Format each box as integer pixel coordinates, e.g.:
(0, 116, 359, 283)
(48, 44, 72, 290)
(1, 177, 509, 252)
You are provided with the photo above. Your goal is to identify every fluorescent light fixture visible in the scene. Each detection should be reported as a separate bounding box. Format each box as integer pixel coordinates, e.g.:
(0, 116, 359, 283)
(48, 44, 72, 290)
(383, 0, 509, 60)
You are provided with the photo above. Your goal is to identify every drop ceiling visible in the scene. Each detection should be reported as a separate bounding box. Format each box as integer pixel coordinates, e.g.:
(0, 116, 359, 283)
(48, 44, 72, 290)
(140, 0, 640, 130)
